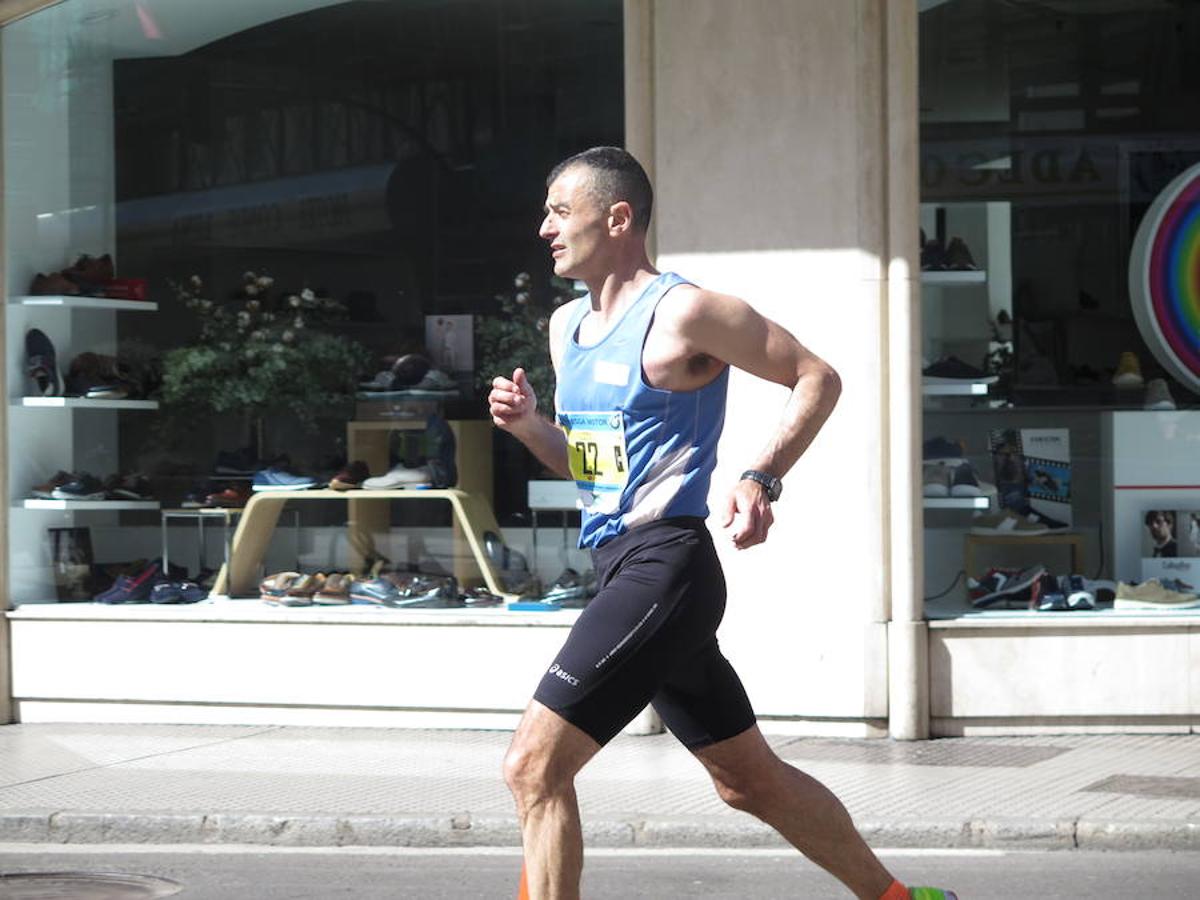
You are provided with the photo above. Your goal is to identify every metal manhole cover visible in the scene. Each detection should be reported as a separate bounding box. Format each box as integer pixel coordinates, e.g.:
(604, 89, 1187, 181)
(0, 872, 183, 899)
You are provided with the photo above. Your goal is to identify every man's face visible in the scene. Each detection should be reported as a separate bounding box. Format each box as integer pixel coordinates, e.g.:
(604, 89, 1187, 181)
(1149, 512, 1172, 543)
(538, 166, 610, 280)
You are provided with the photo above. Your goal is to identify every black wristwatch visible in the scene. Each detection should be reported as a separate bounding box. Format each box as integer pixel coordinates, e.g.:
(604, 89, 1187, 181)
(740, 469, 782, 502)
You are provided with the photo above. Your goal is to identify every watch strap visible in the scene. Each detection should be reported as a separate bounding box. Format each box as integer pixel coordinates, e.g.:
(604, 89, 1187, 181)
(740, 469, 782, 501)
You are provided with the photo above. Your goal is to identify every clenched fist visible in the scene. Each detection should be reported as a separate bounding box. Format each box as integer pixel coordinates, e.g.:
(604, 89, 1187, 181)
(489, 367, 538, 434)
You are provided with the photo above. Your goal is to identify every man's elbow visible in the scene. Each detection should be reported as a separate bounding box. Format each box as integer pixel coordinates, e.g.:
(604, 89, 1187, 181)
(800, 362, 841, 408)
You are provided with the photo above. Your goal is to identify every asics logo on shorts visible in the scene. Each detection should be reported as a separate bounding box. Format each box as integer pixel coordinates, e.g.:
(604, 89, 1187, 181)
(548, 663, 580, 686)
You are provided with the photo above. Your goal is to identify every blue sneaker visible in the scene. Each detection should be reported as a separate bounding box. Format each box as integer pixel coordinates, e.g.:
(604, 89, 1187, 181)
(252, 467, 318, 492)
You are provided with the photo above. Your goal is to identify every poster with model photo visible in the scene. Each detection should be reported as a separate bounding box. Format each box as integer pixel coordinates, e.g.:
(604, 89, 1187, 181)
(1141, 508, 1200, 583)
(424, 314, 473, 375)
(988, 427, 1073, 527)
(1142, 509, 1179, 558)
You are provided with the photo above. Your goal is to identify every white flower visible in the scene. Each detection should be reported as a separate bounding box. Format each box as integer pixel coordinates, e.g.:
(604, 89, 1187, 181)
(282, 330, 295, 343)
(262, 312, 275, 322)
(250, 330, 265, 341)
(244, 284, 259, 296)
(237, 311, 251, 326)
(293, 316, 305, 329)
(199, 299, 212, 309)
(288, 295, 301, 307)
(515, 291, 530, 305)
(190, 275, 202, 288)
(243, 271, 256, 281)
(246, 299, 261, 312)
(514, 272, 531, 289)
(536, 317, 548, 332)
(272, 343, 285, 353)
(257, 276, 273, 288)
(300, 288, 315, 302)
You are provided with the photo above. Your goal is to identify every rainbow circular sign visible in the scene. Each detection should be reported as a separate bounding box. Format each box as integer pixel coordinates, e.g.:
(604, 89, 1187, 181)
(1129, 161, 1200, 395)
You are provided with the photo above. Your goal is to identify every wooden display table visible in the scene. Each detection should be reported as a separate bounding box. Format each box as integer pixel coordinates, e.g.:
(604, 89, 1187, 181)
(964, 530, 1084, 578)
(221, 488, 516, 600)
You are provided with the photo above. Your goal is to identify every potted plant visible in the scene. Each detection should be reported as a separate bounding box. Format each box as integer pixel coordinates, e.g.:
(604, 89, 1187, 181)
(160, 271, 369, 457)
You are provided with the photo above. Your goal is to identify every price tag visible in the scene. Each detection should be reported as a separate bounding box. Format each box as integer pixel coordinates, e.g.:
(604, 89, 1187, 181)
(558, 411, 629, 511)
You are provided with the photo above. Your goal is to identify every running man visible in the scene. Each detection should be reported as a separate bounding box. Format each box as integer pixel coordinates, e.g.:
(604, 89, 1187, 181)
(489, 146, 955, 900)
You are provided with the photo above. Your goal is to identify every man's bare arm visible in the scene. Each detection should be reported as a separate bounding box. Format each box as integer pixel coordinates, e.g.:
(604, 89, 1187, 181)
(488, 369, 571, 479)
(485, 301, 577, 480)
(675, 288, 842, 548)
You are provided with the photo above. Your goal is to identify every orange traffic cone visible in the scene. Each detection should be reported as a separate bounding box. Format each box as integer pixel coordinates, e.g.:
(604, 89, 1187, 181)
(517, 862, 530, 900)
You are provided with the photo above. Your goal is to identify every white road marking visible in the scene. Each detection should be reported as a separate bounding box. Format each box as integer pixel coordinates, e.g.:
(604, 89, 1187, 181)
(0, 844, 1008, 859)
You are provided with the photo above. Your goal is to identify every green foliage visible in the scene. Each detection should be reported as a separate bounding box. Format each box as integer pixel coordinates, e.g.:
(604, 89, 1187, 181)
(476, 271, 583, 406)
(160, 272, 369, 428)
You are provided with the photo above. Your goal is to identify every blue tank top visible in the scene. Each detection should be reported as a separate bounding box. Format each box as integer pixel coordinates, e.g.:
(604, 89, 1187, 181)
(555, 272, 729, 548)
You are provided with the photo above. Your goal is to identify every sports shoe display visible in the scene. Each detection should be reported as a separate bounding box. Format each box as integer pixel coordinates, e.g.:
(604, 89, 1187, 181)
(1111, 351, 1144, 388)
(25, 328, 60, 396)
(1143, 378, 1176, 410)
(922, 436, 965, 461)
(968, 565, 1046, 608)
(252, 466, 319, 492)
(949, 462, 988, 497)
(329, 460, 370, 491)
(51, 472, 106, 501)
(362, 463, 433, 490)
(1114, 579, 1200, 611)
(922, 356, 998, 384)
(943, 236, 978, 270)
(970, 509, 1049, 535)
(922, 463, 951, 497)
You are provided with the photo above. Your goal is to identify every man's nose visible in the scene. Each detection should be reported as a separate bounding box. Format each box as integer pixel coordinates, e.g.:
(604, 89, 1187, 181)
(538, 215, 555, 239)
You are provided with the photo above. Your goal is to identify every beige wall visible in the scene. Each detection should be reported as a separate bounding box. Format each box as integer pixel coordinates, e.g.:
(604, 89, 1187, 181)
(632, 0, 918, 726)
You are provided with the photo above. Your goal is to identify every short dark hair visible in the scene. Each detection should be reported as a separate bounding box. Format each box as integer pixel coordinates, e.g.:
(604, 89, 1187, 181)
(547, 146, 654, 232)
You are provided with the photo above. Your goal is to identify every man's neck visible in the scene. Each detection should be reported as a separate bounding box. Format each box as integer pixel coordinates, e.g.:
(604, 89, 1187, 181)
(584, 256, 659, 322)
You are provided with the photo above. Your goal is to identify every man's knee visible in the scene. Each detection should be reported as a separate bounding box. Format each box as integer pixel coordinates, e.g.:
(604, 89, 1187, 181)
(503, 734, 573, 802)
(710, 759, 783, 815)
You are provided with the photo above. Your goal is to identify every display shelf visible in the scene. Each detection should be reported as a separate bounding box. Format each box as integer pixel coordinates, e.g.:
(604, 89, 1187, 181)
(920, 270, 987, 285)
(923, 497, 989, 509)
(12, 295, 157, 312)
(22, 499, 160, 511)
(922, 382, 990, 396)
(18, 397, 158, 410)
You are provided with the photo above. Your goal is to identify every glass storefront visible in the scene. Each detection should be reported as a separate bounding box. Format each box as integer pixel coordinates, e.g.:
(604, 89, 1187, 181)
(4, 0, 621, 608)
(920, 0, 1200, 618)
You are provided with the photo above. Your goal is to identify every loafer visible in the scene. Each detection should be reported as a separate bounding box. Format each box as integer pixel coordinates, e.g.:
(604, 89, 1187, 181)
(330, 461, 370, 491)
(151, 580, 207, 604)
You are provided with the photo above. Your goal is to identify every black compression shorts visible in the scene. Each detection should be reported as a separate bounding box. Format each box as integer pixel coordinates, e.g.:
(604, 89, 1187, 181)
(533, 516, 756, 749)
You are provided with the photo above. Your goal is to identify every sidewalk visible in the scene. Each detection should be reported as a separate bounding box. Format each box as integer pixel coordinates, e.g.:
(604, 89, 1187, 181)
(0, 724, 1198, 851)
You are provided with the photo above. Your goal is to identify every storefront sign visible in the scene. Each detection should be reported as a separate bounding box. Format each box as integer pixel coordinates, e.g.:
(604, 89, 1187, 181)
(921, 137, 1115, 202)
(1128, 160, 1200, 395)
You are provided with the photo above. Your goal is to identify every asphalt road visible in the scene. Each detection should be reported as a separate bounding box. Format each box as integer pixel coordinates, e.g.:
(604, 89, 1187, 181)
(1, 845, 1198, 898)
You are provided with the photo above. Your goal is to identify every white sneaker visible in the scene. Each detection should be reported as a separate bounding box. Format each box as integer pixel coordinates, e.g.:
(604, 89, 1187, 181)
(1143, 378, 1176, 411)
(362, 464, 433, 490)
(970, 510, 1048, 535)
(922, 462, 951, 498)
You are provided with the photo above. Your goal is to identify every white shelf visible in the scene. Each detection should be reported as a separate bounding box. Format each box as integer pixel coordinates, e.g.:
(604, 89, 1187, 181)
(18, 397, 158, 410)
(22, 499, 160, 511)
(920, 270, 987, 285)
(12, 295, 157, 312)
(923, 497, 990, 509)
(922, 382, 990, 396)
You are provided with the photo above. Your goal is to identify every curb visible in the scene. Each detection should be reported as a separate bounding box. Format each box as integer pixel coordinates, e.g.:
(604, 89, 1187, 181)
(1, 812, 1199, 851)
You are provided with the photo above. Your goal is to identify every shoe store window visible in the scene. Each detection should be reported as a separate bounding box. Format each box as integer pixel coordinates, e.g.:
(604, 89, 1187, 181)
(919, 0, 1200, 619)
(3, 0, 620, 611)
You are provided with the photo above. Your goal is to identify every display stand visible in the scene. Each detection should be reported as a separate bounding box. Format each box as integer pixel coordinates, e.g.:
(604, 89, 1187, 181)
(221, 488, 516, 600)
(963, 531, 1084, 578)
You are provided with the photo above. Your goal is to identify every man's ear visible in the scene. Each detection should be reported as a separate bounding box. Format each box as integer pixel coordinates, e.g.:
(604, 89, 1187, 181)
(607, 200, 634, 235)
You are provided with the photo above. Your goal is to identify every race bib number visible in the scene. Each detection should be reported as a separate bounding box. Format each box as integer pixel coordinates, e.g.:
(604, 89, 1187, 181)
(558, 411, 629, 512)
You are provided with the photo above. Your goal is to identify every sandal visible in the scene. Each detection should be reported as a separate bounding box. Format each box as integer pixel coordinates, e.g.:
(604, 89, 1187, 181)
(282, 572, 326, 606)
(314, 573, 354, 605)
(260, 571, 301, 604)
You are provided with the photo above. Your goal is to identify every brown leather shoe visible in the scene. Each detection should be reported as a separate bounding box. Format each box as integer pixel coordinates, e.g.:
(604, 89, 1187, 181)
(63, 253, 114, 286)
(330, 460, 370, 490)
(29, 272, 80, 296)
